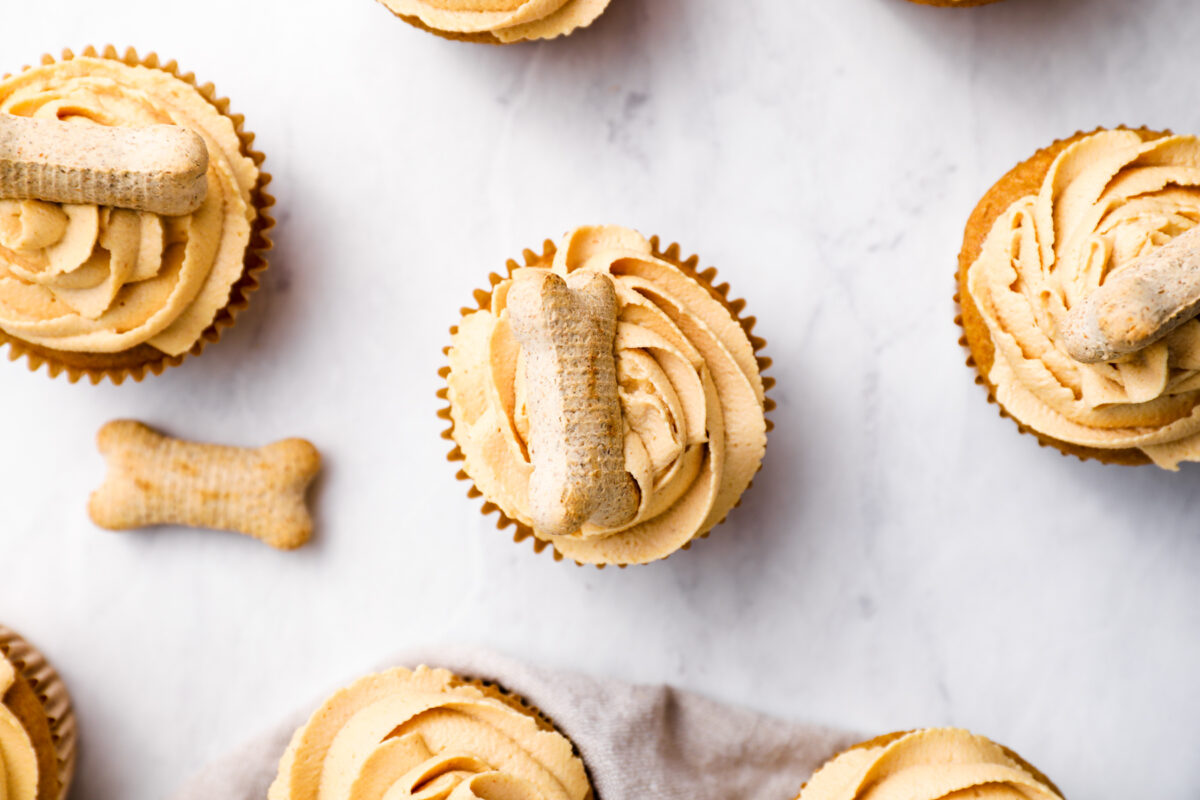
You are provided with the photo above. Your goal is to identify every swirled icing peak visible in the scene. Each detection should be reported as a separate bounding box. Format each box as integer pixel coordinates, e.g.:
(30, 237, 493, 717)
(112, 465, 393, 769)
(0, 56, 258, 356)
(446, 225, 767, 565)
(0, 652, 39, 800)
(268, 666, 591, 800)
(379, 0, 611, 42)
(967, 130, 1200, 468)
(798, 729, 1062, 800)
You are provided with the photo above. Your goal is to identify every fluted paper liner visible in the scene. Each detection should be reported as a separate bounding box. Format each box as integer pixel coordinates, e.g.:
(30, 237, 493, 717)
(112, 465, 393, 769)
(438, 234, 774, 567)
(380, 6, 508, 45)
(794, 730, 1062, 799)
(0, 626, 76, 800)
(448, 672, 598, 799)
(374, 1, 607, 45)
(955, 127, 1167, 467)
(0, 45, 275, 385)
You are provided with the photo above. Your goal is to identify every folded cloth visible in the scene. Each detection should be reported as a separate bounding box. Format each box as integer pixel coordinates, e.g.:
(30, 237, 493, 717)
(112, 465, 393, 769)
(170, 646, 858, 800)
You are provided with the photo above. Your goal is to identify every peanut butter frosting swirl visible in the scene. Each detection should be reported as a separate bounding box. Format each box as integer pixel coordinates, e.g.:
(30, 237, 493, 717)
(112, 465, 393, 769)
(268, 666, 591, 800)
(798, 729, 1062, 800)
(379, 0, 611, 42)
(447, 225, 767, 565)
(967, 130, 1200, 468)
(0, 654, 39, 800)
(0, 57, 257, 356)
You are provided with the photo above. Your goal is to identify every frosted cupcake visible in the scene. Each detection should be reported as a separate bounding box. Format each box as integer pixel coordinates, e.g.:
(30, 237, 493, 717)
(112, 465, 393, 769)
(0, 626, 76, 800)
(375, 0, 612, 43)
(797, 729, 1063, 800)
(441, 225, 770, 566)
(958, 128, 1200, 469)
(0, 46, 272, 383)
(268, 665, 593, 800)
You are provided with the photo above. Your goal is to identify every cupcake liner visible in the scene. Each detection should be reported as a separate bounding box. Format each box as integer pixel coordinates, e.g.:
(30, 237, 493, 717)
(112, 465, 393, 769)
(796, 730, 1062, 799)
(0, 45, 275, 385)
(374, 1, 606, 45)
(438, 233, 774, 567)
(445, 671, 599, 799)
(954, 127, 1166, 467)
(377, 4, 508, 45)
(0, 625, 76, 800)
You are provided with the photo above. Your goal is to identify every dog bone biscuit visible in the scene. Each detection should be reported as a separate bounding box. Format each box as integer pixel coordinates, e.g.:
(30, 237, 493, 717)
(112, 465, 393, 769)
(1062, 226, 1200, 363)
(89, 420, 320, 550)
(508, 269, 638, 537)
(0, 114, 208, 216)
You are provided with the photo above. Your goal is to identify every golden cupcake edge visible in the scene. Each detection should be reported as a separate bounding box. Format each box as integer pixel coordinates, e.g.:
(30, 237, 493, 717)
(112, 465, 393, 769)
(0, 45, 275, 385)
(438, 232, 773, 567)
(0, 626, 77, 800)
(954, 127, 1172, 467)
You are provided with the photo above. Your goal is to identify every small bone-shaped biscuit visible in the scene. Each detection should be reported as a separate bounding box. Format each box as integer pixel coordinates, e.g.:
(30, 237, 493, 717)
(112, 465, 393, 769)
(88, 421, 320, 550)
(508, 270, 638, 537)
(0, 114, 209, 216)
(1062, 226, 1200, 363)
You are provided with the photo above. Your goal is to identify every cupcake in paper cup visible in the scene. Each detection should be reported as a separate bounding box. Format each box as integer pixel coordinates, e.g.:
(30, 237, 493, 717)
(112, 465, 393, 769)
(957, 127, 1200, 469)
(0, 46, 273, 384)
(268, 665, 594, 800)
(0, 626, 77, 800)
(375, 0, 612, 44)
(796, 728, 1063, 800)
(440, 225, 771, 567)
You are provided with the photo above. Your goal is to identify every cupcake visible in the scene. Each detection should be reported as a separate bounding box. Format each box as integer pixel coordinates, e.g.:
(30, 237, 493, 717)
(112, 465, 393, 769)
(0, 626, 76, 800)
(797, 728, 1063, 800)
(0, 46, 272, 384)
(268, 665, 593, 800)
(440, 225, 771, 566)
(958, 128, 1200, 469)
(375, 0, 612, 44)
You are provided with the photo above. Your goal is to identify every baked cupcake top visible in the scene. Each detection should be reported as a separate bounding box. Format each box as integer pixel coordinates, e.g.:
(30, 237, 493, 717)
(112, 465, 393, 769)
(0, 56, 258, 356)
(268, 666, 591, 800)
(378, 0, 611, 43)
(966, 129, 1200, 468)
(447, 225, 767, 565)
(0, 652, 41, 800)
(798, 729, 1062, 800)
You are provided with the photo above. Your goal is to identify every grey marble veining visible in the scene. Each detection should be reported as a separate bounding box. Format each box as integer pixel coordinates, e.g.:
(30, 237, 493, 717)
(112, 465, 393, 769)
(1, 0, 1198, 798)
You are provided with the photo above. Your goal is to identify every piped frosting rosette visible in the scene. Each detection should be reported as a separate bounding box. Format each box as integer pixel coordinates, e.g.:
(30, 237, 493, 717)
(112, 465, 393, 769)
(0, 626, 76, 800)
(797, 729, 1062, 800)
(966, 130, 1200, 469)
(268, 666, 592, 800)
(0, 47, 270, 382)
(444, 226, 768, 566)
(376, 0, 611, 43)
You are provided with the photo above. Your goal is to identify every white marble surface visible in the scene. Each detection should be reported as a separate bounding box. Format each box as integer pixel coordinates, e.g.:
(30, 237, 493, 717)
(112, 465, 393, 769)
(2, 0, 1198, 798)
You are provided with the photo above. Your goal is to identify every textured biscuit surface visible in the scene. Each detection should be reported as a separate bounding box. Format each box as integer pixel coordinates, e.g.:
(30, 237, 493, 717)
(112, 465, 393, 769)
(1061, 225, 1200, 362)
(0, 114, 209, 215)
(89, 420, 320, 549)
(508, 269, 638, 536)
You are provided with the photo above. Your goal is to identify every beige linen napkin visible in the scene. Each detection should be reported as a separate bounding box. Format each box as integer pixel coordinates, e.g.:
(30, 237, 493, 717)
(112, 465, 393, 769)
(170, 646, 857, 800)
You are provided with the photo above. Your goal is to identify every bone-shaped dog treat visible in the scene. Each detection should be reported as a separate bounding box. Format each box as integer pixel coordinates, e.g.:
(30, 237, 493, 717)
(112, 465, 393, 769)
(1062, 226, 1200, 363)
(0, 114, 209, 216)
(508, 270, 638, 537)
(88, 420, 320, 550)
